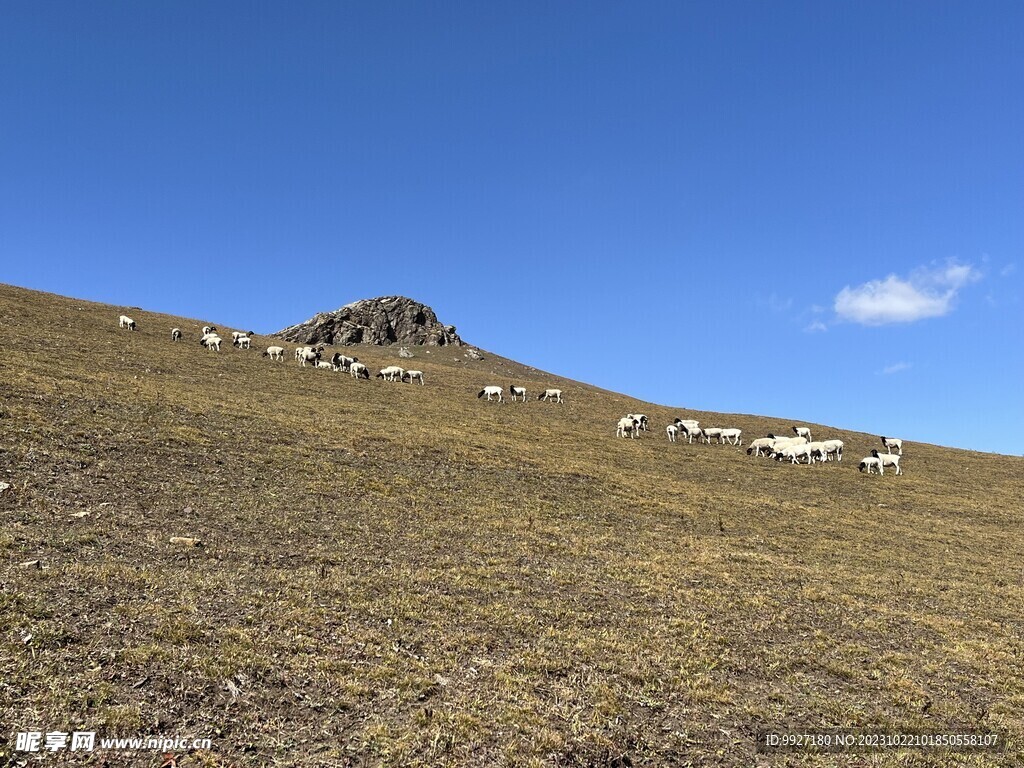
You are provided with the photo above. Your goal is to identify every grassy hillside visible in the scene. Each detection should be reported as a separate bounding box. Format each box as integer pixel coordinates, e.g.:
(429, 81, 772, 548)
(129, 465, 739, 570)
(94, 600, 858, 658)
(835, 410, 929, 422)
(1, 283, 1022, 767)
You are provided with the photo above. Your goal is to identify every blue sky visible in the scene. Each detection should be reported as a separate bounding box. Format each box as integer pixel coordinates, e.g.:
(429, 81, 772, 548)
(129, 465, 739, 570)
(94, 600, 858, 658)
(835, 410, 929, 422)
(2, 1, 1021, 454)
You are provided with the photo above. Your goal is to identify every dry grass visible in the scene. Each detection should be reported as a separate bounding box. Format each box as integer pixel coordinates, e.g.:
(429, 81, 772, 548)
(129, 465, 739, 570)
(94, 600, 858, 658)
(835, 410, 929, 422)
(1, 282, 1022, 767)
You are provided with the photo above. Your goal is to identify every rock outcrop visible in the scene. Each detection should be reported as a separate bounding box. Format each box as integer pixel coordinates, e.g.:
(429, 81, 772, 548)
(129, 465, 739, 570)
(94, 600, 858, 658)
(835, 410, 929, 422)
(274, 296, 463, 347)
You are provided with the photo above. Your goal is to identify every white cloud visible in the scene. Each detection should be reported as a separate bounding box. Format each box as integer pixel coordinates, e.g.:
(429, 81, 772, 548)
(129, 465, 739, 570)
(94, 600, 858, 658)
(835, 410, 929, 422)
(804, 320, 828, 333)
(834, 261, 980, 325)
(758, 293, 792, 313)
(879, 361, 912, 375)
(1001, 263, 1016, 277)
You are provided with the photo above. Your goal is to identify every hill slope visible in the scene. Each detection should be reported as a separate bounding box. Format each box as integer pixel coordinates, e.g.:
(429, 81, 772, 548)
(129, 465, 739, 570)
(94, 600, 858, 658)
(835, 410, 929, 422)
(1, 283, 1022, 767)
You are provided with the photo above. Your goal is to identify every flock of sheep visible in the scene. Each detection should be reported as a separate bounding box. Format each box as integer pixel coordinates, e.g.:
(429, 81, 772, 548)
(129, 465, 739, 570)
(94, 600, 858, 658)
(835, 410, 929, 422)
(118, 314, 907, 476)
(612, 412, 906, 476)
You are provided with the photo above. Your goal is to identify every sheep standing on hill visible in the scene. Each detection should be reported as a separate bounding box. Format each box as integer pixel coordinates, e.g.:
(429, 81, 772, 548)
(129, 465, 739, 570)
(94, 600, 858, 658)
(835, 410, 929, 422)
(746, 437, 776, 457)
(822, 439, 844, 462)
(119, 315, 136, 331)
(871, 449, 903, 475)
(617, 416, 640, 439)
(233, 335, 252, 350)
(263, 346, 285, 361)
(539, 389, 564, 403)
(666, 424, 679, 443)
(200, 333, 222, 352)
(315, 360, 335, 370)
(402, 370, 425, 385)
(331, 353, 358, 372)
(793, 426, 812, 441)
(478, 385, 504, 402)
(296, 347, 322, 367)
(508, 385, 527, 402)
(202, 326, 216, 336)
(627, 414, 648, 431)
(377, 366, 405, 382)
(350, 362, 370, 379)
(171, 328, 182, 341)
(702, 427, 724, 444)
(720, 428, 743, 445)
(674, 419, 701, 443)
(881, 436, 903, 455)
(859, 456, 883, 474)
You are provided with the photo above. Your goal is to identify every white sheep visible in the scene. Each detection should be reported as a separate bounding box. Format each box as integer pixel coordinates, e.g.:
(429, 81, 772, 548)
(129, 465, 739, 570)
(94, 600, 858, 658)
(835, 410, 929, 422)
(666, 424, 679, 442)
(171, 327, 182, 341)
(331, 353, 358, 371)
(617, 416, 639, 438)
(859, 456, 883, 474)
(822, 439, 844, 462)
(793, 426, 812, 441)
(315, 360, 335, 370)
(720, 428, 743, 445)
(674, 419, 701, 443)
(402, 370, 425, 385)
(880, 436, 903, 455)
(199, 333, 222, 352)
(263, 345, 285, 360)
(478, 385, 504, 402)
(746, 437, 776, 457)
(231, 330, 255, 344)
(202, 325, 216, 336)
(508, 385, 527, 402)
(627, 414, 649, 431)
(350, 362, 370, 379)
(702, 427, 724, 444)
(539, 389, 564, 403)
(871, 449, 903, 475)
(118, 315, 136, 331)
(376, 365, 405, 382)
(779, 443, 814, 464)
(296, 347, 321, 366)
(806, 441, 830, 463)
(233, 335, 252, 350)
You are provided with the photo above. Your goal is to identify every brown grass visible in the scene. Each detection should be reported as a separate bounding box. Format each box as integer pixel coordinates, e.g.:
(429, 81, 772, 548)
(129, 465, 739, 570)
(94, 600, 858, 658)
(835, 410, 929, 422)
(1, 282, 1022, 767)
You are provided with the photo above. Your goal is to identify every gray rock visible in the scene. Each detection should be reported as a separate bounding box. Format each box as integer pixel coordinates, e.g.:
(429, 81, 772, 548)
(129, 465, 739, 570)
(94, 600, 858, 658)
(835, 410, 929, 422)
(274, 296, 464, 348)
(465, 348, 484, 360)
(398, 347, 415, 358)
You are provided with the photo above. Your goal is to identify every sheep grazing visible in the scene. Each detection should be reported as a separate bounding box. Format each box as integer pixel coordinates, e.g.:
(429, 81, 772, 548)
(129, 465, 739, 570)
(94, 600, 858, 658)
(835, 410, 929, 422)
(263, 345, 285, 361)
(478, 385, 504, 402)
(746, 437, 776, 457)
(859, 456, 883, 474)
(402, 370, 425, 385)
(315, 360, 335, 370)
(349, 362, 370, 379)
(231, 331, 256, 344)
(871, 449, 903, 475)
(376, 365, 405, 382)
(806, 441, 830, 463)
(199, 333, 222, 352)
(720, 428, 743, 445)
(674, 419, 701, 443)
(118, 315, 136, 331)
(880, 436, 903, 455)
(295, 346, 322, 367)
(793, 426, 812, 441)
(779, 443, 814, 464)
(331, 353, 358, 372)
(202, 325, 217, 336)
(666, 424, 679, 443)
(538, 389, 564, 403)
(822, 439, 844, 462)
(233, 335, 252, 350)
(702, 427, 724, 444)
(508, 385, 527, 402)
(626, 414, 649, 431)
(170, 327, 182, 341)
(617, 416, 640, 439)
